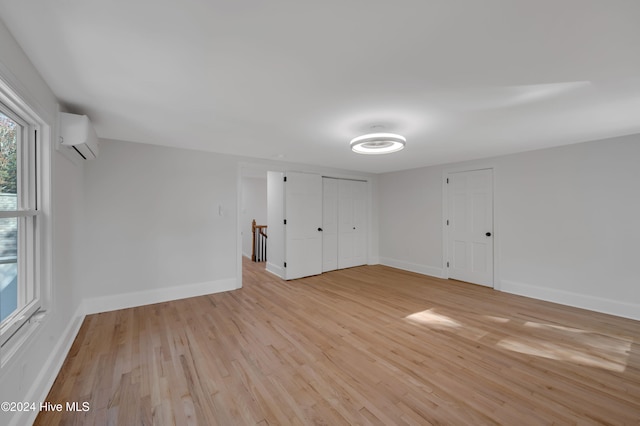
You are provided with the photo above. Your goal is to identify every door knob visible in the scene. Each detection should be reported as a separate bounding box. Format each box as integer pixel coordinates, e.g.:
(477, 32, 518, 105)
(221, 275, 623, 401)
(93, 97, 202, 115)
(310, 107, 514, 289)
(485, 232, 492, 237)
(318, 227, 323, 231)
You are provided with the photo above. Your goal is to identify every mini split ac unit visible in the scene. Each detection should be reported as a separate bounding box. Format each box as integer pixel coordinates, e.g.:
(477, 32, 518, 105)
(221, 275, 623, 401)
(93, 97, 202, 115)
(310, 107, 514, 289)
(59, 112, 99, 160)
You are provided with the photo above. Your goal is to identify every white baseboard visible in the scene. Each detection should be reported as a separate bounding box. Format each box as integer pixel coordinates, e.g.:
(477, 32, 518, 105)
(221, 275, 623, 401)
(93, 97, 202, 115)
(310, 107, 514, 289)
(266, 262, 284, 279)
(82, 278, 237, 315)
(13, 304, 85, 426)
(500, 279, 640, 321)
(379, 257, 444, 279)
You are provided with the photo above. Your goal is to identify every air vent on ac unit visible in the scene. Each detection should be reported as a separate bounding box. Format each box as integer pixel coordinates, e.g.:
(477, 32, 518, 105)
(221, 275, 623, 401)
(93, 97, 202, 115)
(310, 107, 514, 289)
(59, 112, 99, 160)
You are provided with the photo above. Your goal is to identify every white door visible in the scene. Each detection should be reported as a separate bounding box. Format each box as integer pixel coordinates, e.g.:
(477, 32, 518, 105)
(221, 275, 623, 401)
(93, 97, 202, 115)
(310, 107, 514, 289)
(447, 169, 493, 287)
(338, 180, 367, 269)
(322, 178, 339, 272)
(266, 171, 285, 278)
(285, 172, 323, 280)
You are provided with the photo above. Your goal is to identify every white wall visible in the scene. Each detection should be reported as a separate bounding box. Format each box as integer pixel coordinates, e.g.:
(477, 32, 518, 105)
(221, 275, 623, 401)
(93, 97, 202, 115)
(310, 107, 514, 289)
(241, 176, 267, 258)
(0, 18, 86, 426)
(379, 166, 443, 277)
(81, 151, 378, 305)
(378, 134, 640, 320)
(368, 175, 380, 265)
(81, 140, 239, 312)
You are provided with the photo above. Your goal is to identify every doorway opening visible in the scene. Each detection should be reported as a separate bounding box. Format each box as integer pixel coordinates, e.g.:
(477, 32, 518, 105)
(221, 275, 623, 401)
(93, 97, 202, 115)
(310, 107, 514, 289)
(239, 168, 269, 287)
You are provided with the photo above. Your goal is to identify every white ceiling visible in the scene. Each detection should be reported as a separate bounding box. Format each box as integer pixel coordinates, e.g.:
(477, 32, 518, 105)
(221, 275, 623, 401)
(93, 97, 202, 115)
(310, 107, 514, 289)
(1, 0, 639, 174)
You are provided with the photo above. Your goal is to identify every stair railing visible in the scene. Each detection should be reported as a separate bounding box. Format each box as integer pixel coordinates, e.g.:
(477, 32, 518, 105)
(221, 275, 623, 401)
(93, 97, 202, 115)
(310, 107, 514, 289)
(251, 219, 268, 262)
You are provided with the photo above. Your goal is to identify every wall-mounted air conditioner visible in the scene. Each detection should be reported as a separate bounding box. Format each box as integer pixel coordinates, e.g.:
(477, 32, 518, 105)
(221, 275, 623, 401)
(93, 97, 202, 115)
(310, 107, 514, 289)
(59, 112, 99, 160)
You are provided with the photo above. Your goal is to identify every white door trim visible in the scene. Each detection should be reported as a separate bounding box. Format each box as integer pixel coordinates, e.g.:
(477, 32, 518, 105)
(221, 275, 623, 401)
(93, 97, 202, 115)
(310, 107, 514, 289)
(442, 165, 499, 289)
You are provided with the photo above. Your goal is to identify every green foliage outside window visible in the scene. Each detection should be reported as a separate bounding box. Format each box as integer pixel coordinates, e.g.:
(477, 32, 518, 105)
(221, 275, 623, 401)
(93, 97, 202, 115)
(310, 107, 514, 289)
(0, 113, 17, 194)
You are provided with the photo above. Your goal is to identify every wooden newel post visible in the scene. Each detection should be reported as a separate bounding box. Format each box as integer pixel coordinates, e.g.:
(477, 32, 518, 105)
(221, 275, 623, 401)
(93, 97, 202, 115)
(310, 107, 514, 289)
(251, 219, 257, 261)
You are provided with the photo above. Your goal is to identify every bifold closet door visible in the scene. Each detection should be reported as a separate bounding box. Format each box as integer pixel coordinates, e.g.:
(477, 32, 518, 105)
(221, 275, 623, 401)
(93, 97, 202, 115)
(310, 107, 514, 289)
(338, 180, 367, 269)
(322, 178, 339, 272)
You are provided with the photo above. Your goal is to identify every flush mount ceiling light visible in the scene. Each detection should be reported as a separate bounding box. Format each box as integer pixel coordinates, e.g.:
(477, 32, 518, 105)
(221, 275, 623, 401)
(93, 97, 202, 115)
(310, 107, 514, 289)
(350, 132, 406, 155)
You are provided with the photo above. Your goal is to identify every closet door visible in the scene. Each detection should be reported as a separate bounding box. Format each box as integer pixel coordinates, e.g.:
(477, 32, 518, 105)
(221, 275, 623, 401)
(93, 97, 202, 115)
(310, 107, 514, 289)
(338, 180, 367, 269)
(322, 178, 339, 272)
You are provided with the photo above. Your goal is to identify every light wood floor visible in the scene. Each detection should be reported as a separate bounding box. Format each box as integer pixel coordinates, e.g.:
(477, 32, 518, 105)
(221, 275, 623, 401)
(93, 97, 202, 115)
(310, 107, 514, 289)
(37, 259, 640, 425)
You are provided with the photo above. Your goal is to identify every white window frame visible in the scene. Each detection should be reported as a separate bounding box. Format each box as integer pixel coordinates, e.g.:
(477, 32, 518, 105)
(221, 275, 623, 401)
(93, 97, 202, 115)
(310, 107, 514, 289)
(0, 75, 50, 366)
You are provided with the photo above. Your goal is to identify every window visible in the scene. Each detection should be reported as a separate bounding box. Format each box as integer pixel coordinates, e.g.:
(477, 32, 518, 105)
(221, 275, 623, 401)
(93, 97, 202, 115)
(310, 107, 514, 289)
(0, 92, 44, 356)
